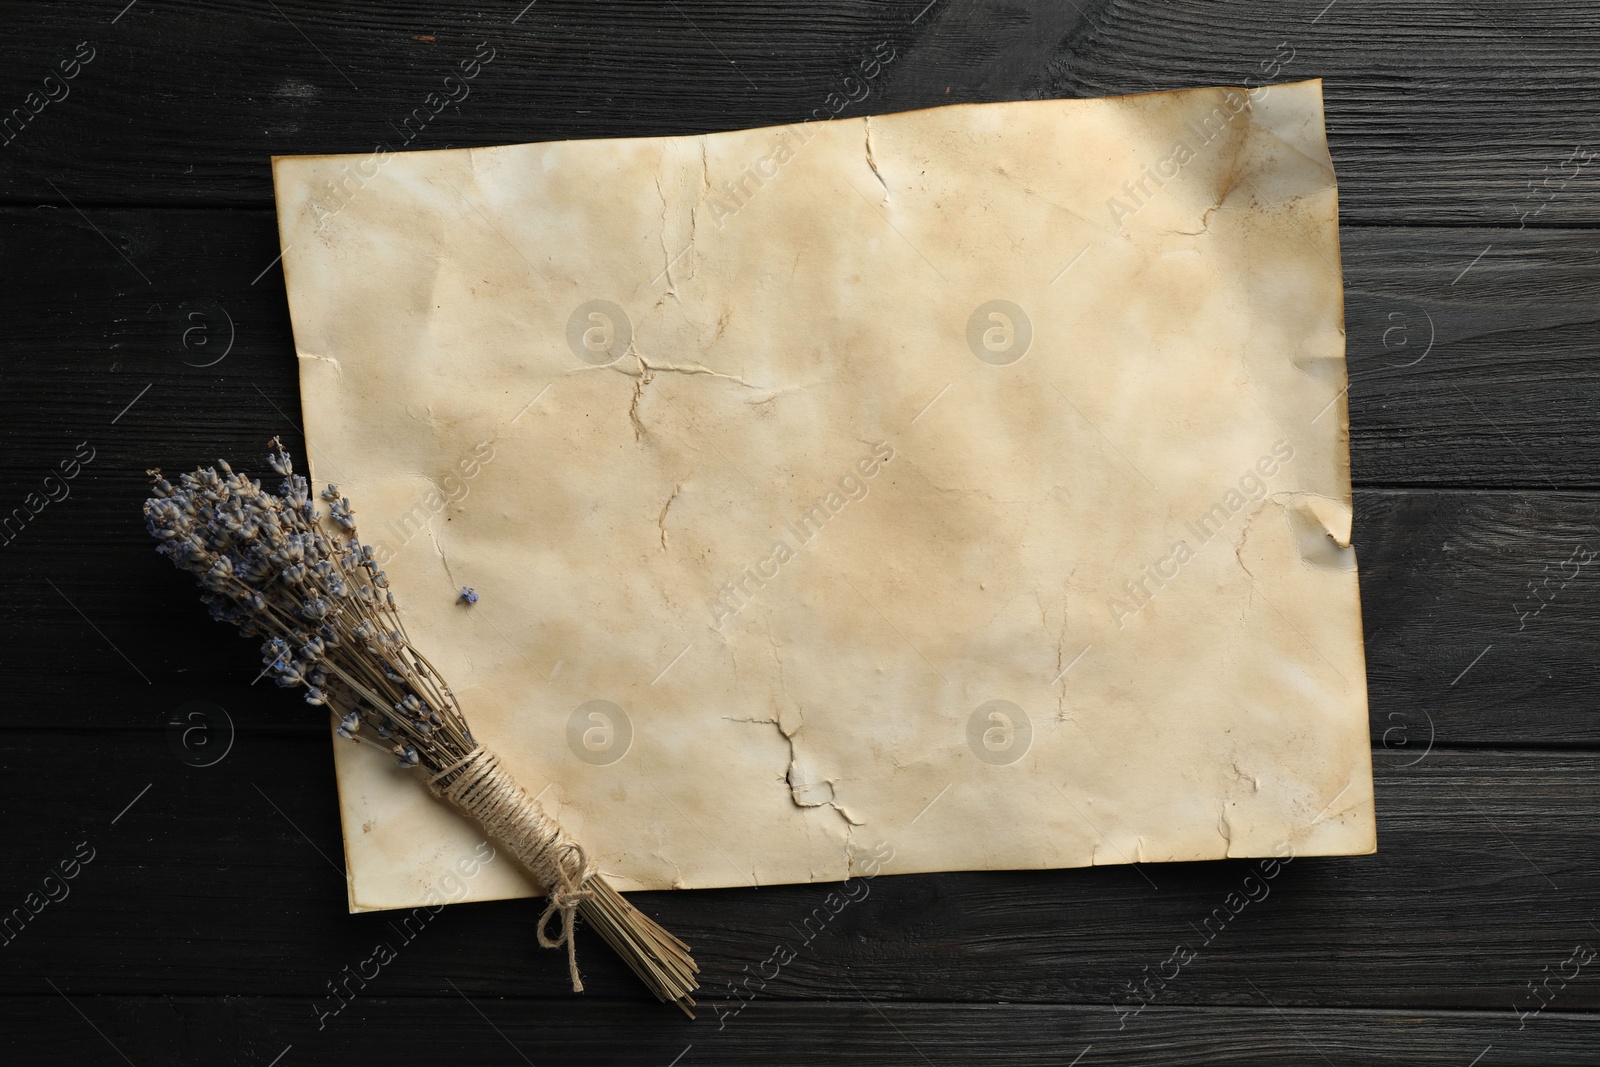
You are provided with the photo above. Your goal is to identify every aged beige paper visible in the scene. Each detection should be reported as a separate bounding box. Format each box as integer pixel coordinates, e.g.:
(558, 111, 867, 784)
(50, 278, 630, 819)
(272, 79, 1374, 912)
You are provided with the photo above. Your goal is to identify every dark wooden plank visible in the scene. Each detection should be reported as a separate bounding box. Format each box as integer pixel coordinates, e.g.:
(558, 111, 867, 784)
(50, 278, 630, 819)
(1342, 227, 1600, 488)
(0, 0, 996, 207)
(0, 0, 1592, 1055)
(1358, 488, 1600, 747)
(3, 203, 1598, 737)
(2, 1, 1598, 227)
(7, 484, 1599, 744)
(1048, 0, 1600, 228)
(6, 215, 1600, 492)
(1, 735, 1596, 1013)
(4, 997, 1599, 1066)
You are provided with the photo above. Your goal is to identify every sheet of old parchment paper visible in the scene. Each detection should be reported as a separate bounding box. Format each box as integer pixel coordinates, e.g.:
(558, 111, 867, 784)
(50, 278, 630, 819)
(272, 78, 1374, 912)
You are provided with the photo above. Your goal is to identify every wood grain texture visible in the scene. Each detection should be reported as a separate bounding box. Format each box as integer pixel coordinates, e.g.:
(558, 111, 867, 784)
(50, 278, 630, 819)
(5, 998, 1599, 1066)
(1357, 488, 1600, 745)
(1048, 0, 1600, 228)
(0, 1, 1596, 227)
(5, 486, 1598, 742)
(3, 210, 1599, 490)
(2, 0, 1597, 1060)
(1, 736, 1595, 1014)
(2, 205, 1596, 740)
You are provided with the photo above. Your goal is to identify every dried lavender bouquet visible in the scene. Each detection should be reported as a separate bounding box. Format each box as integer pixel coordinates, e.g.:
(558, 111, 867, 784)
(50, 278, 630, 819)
(144, 438, 698, 1016)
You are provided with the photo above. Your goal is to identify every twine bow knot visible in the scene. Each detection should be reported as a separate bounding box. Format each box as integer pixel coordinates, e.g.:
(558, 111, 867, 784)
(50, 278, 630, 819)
(429, 747, 594, 991)
(535, 840, 594, 990)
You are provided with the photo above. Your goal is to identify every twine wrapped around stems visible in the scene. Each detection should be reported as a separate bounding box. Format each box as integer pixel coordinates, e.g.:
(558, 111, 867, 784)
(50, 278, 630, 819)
(428, 747, 700, 1015)
(144, 439, 698, 1016)
(428, 747, 593, 990)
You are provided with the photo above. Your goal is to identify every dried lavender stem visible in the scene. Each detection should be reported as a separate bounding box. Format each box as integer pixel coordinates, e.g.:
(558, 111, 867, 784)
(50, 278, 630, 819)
(144, 438, 699, 1013)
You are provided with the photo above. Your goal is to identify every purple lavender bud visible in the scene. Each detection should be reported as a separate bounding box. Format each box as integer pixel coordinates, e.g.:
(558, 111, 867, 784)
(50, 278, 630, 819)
(267, 440, 293, 476)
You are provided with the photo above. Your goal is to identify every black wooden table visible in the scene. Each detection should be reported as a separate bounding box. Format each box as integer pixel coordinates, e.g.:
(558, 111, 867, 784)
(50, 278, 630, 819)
(3, 2, 1598, 1063)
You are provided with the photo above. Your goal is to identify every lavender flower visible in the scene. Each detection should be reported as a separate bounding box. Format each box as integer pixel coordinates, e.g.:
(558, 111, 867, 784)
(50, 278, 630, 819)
(144, 438, 702, 1014)
(145, 438, 473, 770)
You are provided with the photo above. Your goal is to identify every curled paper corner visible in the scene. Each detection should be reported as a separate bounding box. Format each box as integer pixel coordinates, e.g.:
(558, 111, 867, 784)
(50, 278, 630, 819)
(1219, 489, 1351, 585)
(297, 351, 345, 378)
(1279, 491, 1355, 571)
(1288, 350, 1347, 389)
